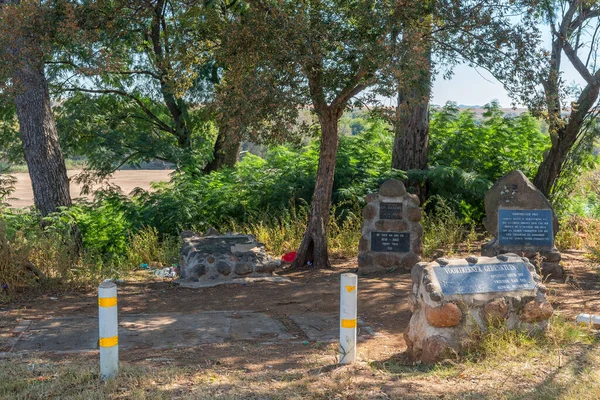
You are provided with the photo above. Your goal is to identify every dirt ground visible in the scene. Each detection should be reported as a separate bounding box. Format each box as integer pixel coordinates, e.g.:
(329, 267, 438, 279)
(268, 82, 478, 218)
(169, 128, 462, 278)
(7, 170, 173, 208)
(0, 250, 599, 398)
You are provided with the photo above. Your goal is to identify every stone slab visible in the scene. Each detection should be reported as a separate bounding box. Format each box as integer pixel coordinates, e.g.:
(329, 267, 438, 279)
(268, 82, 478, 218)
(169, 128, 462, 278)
(432, 262, 536, 295)
(12, 312, 291, 352)
(10, 311, 377, 353)
(498, 209, 553, 247)
(289, 314, 338, 341)
(176, 276, 291, 288)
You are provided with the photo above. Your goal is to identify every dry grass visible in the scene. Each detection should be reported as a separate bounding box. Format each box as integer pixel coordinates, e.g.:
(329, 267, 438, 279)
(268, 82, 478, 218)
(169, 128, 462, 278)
(1, 316, 598, 399)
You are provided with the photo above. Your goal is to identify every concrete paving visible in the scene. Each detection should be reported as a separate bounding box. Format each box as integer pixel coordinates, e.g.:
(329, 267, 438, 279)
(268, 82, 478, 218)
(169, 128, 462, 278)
(9, 311, 374, 353)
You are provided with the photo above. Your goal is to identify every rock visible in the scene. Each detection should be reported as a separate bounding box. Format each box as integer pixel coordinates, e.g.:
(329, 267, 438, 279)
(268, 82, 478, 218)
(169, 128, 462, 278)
(379, 179, 407, 197)
(255, 261, 279, 273)
(406, 207, 422, 222)
(421, 335, 457, 364)
(407, 194, 421, 207)
(180, 230, 196, 239)
(545, 251, 561, 262)
(483, 170, 558, 239)
(362, 204, 377, 219)
(520, 301, 554, 322)
(235, 263, 253, 275)
(207, 256, 215, 264)
(216, 261, 232, 276)
(365, 193, 377, 203)
(399, 253, 421, 270)
(375, 220, 408, 231)
(425, 303, 462, 328)
(465, 256, 479, 264)
(205, 227, 221, 236)
(373, 253, 400, 268)
(482, 298, 508, 324)
(192, 264, 206, 276)
(358, 237, 369, 252)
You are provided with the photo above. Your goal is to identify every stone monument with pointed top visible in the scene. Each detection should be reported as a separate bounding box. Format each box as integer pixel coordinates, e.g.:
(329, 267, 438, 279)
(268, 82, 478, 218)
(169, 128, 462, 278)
(481, 170, 563, 279)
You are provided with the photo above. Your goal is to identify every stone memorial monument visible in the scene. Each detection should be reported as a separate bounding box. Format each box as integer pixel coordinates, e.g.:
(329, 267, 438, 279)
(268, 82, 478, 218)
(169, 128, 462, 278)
(406, 254, 553, 364)
(358, 179, 423, 273)
(481, 170, 563, 279)
(178, 229, 281, 283)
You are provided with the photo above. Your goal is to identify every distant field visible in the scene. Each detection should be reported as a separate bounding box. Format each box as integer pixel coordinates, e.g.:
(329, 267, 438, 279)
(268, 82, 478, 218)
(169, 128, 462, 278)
(7, 170, 173, 208)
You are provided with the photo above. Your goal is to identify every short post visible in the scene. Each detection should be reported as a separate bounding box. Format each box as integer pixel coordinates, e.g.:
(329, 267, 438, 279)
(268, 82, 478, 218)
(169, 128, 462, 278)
(98, 281, 119, 380)
(339, 273, 357, 364)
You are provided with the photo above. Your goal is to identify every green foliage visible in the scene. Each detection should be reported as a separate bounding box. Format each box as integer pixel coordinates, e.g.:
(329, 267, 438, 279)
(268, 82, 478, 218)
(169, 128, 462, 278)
(408, 165, 491, 222)
(56, 93, 215, 179)
(421, 197, 479, 257)
(110, 123, 400, 236)
(43, 199, 132, 262)
(125, 226, 179, 270)
(429, 101, 550, 181)
(411, 101, 550, 219)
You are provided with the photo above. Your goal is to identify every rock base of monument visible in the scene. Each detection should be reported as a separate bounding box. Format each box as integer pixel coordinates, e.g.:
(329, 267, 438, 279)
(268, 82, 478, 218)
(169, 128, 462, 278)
(406, 254, 553, 364)
(179, 230, 281, 283)
(481, 238, 563, 279)
(358, 179, 423, 273)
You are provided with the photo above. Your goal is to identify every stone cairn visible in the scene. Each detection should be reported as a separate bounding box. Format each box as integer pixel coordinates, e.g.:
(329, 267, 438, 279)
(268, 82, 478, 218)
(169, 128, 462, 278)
(481, 170, 563, 279)
(358, 179, 423, 273)
(178, 229, 280, 282)
(406, 254, 553, 364)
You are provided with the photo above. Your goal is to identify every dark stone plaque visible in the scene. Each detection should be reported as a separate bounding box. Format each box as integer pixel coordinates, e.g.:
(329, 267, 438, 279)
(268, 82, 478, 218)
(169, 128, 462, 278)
(498, 209, 553, 247)
(370, 231, 410, 252)
(380, 202, 403, 220)
(432, 262, 536, 295)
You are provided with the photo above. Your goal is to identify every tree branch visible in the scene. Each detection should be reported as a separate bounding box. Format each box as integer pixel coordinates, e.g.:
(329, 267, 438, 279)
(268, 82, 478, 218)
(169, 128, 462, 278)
(64, 87, 174, 134)
(562, 39, 596, 84)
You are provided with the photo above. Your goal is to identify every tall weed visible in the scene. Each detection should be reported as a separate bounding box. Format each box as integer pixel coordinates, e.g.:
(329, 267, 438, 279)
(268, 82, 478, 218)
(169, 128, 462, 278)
(422, 197, 479, 257)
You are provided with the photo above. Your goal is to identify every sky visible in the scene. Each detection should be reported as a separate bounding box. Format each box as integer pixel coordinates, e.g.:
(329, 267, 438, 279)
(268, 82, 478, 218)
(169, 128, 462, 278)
(430, 24, 593, 109)
(431, 65, 515, 108)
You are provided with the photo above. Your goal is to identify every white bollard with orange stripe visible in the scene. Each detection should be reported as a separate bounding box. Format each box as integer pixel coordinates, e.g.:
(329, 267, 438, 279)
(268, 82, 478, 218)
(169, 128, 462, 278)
(339, 273, 357, 364)
(98, 280, 119, 380)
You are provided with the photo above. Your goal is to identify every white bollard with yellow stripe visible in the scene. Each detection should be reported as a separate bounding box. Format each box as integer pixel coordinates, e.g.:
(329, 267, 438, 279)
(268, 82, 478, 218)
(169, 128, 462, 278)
(98, 280, 118, 380)
(339, 273, 357, 364)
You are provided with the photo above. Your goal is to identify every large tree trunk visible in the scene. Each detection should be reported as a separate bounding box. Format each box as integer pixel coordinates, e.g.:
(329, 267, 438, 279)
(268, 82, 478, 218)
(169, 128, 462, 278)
(291, 107, 339, 269)
(392, 91, 429, 172)
(203, 123, 242, 173)
(13, 64, 72, 216)
(392, 24, 431, 203)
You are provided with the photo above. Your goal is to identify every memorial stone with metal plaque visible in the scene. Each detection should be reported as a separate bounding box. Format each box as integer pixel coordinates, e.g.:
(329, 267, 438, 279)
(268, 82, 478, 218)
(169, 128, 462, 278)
(406, 254, 553, 364)
(358, 179, 423, 273)
(481, 170, 563, 279)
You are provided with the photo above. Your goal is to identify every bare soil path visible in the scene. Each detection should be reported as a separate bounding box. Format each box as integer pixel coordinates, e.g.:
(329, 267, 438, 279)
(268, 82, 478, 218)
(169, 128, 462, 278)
(7, 170, 173, 208)
(0, 255, 599, 398)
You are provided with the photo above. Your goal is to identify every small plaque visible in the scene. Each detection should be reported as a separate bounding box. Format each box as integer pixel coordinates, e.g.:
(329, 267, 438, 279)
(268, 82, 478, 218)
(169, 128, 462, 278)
(370, 231, 410, 252)
(433, 262, 536, 295)
(498, 209, 553, 247)
(380, 202, 403, 220)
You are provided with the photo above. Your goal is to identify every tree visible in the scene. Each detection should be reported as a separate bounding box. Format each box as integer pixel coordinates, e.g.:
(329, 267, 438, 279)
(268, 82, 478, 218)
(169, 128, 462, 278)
(529, 1, 600, 197)
(219, 0, 405, 268)
(387, 1, 541, 202)
(391, 1, 432, 176)
(55, 0, 244, 180)
(0, 0, 72, 216)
